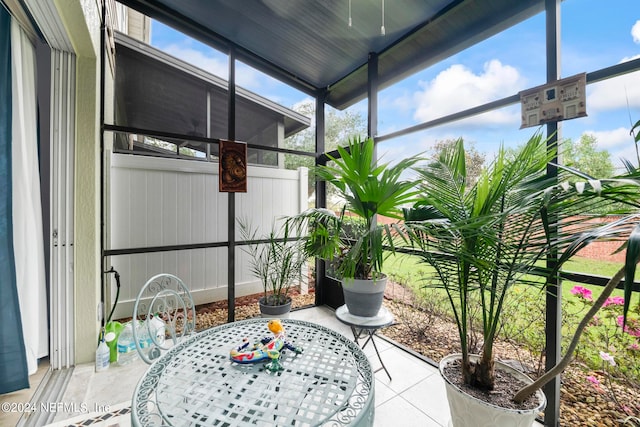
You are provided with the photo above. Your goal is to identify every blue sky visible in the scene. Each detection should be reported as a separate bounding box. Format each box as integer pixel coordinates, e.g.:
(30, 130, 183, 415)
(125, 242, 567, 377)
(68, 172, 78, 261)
(148, 0, 640, 171)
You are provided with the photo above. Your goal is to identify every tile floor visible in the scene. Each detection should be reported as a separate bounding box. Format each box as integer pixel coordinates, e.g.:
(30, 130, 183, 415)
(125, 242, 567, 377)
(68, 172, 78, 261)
(4, 305, 544, 427)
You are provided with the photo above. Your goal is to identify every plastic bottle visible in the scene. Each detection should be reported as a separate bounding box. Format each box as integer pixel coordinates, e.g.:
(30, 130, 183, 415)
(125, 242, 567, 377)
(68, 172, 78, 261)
(117, 322, 139, 365)
(95, 337, 110, 372)
(138, 320, 151, 354)
(149, 314, 166, 345)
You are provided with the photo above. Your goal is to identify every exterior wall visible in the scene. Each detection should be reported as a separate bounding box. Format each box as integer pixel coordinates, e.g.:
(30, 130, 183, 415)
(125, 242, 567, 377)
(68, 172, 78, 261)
(108, 153, 308, 320)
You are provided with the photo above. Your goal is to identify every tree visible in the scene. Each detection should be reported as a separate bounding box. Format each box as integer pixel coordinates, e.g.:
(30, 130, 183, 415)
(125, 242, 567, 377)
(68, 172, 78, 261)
(430, 139, 485, 185)
(560, 134, 627, 214)
(284, 100, 367, 198)
(284, 100, 366, 161)
(561, 133, 614, 178)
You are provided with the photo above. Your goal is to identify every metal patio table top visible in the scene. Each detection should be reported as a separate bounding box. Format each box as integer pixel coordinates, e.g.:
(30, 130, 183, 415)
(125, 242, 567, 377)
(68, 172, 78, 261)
(131, 318, 374, 427)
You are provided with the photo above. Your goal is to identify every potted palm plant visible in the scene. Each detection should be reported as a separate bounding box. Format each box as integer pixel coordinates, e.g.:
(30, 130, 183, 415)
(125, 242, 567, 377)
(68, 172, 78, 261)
(238, 218, 307, 318)
(287, 136, 422, 317)
(402, 132, 640, 426)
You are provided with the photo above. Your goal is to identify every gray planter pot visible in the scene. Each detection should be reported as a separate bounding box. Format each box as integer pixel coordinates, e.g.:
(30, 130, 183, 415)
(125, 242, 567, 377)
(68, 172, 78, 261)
(439, 353, 546, 427)
(259, 296, 292, 318)
(341, 275, 387, 317)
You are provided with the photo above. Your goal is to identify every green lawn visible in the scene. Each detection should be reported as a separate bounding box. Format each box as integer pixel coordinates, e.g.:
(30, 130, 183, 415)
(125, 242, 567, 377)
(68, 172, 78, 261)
(384, 252, 432, 284)
(384, 253, 638, 300)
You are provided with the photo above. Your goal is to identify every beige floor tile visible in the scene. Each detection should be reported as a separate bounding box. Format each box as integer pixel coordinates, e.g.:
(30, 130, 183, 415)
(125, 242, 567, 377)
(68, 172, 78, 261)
(375, 395, 441, 427)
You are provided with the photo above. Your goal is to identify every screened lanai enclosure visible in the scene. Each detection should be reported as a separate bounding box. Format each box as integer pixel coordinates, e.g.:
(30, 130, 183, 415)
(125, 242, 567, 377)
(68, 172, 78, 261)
(101, 1, 640, 426)
(5, 0, 640, 425)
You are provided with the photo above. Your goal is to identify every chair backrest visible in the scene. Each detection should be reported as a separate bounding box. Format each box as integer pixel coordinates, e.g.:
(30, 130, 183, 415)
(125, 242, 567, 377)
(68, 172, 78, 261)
(132, 273, 197, 364)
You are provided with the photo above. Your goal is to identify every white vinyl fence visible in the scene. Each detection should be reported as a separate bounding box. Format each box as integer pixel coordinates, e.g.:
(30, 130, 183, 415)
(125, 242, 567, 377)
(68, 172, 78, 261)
(107, 153, 308, 320)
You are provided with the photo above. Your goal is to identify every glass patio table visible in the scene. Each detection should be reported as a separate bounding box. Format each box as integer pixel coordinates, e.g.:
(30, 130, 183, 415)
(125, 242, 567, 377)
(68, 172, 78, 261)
(131, 318, 374, 427)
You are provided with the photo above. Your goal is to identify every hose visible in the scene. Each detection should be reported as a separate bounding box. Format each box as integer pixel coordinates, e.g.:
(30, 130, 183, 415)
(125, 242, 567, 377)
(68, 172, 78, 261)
(104, 267, 121, 324)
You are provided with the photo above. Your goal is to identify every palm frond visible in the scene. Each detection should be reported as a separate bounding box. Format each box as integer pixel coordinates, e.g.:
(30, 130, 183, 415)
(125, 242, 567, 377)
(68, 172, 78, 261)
(290, 136, 423, 280)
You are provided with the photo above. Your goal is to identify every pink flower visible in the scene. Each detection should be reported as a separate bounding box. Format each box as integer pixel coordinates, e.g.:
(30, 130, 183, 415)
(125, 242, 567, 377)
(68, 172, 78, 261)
(570, 286, 593, 301)
(628, 343, 640, 351)
(617, 316, 640, 337)
(602, 296, 625, 307)
(586, 375, 600, 386)
(599, 351, 616, 366)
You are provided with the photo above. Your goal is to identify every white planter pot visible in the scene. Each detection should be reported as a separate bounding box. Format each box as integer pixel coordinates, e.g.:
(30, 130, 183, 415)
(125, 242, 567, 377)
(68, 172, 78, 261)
(341, 275, 387, 317)
(439, 354, 546, 427)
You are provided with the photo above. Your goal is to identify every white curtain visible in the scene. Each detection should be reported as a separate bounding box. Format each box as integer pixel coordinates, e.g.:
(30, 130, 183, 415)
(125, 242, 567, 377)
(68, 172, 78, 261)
(11, 18, 48, 374)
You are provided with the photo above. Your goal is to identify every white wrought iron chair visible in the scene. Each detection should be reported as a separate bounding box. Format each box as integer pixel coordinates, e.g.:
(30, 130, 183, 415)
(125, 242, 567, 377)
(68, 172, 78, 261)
(132, 273, 197, 364)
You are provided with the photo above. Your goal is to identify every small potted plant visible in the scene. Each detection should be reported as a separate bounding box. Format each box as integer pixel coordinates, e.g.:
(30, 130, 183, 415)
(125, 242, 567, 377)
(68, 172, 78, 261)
(402, 131, 640, 426)
(287, 136, 422, 317)
(238, 218, 307, 318)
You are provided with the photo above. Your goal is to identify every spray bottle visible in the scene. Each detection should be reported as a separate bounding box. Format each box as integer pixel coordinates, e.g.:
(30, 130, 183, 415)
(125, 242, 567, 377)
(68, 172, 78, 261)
(95, 328, 110, 372)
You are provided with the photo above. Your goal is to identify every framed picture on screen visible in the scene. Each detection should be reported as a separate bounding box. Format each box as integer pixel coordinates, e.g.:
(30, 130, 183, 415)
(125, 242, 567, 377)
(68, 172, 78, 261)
(219, 140, 247, 193)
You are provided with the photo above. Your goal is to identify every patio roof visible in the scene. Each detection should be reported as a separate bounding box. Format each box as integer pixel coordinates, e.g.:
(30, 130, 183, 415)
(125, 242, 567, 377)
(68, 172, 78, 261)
(116, 0, 548, 110)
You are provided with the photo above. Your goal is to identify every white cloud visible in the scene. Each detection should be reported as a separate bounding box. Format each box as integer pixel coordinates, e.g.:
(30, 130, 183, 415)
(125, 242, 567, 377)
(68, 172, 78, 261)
(581, 127, 639, 170)
(412, 60, 526, 125)
(587, 70, 640, 111)
(590, 20, 640, 112)
(613, 145, 640, 171)
(582, 127, 632, 151)
(632, 20, 640, 43)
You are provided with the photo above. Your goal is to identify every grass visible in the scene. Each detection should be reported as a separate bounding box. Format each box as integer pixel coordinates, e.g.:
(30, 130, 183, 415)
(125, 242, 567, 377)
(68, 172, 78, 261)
(384, 252, 432, 283)
(384, 253, 638, 302)
(564, 257, 627, 277)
